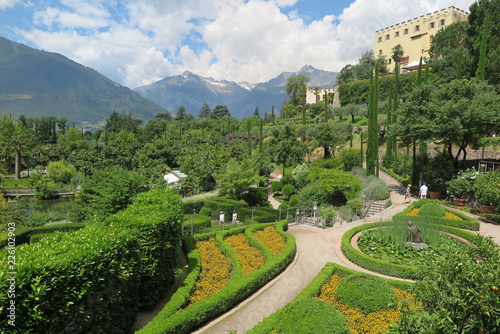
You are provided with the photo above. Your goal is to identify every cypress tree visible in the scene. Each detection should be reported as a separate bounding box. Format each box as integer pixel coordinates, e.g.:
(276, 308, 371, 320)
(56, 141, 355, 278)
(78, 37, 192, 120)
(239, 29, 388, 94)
(366, 65, 379, 176)
(259, 119, 263, 154)
(324, 89, 329, 123)
(271, 106, 275, 125)
(385, 81, 394, 166)
(476, 12, 489, 80)
(247, 122, 252, 156)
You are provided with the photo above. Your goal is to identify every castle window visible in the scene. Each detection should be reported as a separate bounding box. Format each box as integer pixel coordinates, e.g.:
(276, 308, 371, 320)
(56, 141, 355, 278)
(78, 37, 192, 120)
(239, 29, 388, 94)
(385, 34, 390, 40)
(378, 36, 382, 43)
(440, 19, 445, 26)
(415, 25, 420, 32)
(430, 22, 435, 28)
(395, 31, 399, 37)
(404, 28, 409, 35)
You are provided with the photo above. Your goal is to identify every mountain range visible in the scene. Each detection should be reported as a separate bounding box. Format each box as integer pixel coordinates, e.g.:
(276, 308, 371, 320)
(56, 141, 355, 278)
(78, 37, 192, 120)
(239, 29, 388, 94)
(0, 36, 164, 127)
(135, 65, 338, 119)
(0, 36, 338, 124)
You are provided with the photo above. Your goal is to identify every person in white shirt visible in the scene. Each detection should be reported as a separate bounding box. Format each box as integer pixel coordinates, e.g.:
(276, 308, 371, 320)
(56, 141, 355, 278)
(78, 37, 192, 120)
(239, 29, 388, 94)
(419, 183, 428, 199)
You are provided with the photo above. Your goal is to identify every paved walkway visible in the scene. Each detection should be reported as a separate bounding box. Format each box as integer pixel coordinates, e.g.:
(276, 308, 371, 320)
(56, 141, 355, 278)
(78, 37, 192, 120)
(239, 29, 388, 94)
(194, 171, 500, 334)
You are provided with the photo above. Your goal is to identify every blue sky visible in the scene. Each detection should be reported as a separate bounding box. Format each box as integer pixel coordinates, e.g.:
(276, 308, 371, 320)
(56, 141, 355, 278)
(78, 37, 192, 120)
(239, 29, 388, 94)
(0, 0, 476, 88)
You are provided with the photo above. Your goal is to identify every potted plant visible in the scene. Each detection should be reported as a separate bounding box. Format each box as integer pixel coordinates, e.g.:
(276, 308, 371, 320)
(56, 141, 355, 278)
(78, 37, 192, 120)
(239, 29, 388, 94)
(473, 170, 500, 213)
(446, 168, 478, 205)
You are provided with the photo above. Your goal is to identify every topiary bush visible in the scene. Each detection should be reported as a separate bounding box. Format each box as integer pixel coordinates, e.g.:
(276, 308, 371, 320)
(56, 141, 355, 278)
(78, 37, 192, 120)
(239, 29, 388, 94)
(336, 273, 397, 313)
(418, 203, 446, 217)
(271, 181, 283, 193)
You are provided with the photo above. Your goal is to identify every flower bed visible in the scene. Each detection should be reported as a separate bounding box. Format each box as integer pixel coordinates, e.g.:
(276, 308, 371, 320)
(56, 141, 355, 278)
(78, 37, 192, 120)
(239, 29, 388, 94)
(225, 233, 265, 276)
(315, 273, 417, 334)
(184, 237, 232, 306)
(254, 225, 286, 256)
(138, 221, 296, 334)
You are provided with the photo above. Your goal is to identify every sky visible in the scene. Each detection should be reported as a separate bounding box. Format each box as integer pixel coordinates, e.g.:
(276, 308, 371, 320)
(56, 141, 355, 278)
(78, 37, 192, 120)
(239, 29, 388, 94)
(0, 0, 477, 89)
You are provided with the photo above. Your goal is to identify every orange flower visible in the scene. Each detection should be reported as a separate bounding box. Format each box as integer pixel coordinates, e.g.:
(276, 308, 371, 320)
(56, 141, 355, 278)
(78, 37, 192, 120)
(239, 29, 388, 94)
(492, 286, 498, 291)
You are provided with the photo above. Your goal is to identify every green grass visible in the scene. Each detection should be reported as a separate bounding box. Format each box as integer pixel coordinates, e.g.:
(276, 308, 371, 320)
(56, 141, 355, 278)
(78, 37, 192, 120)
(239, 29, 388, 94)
(0, 176, 33, 189)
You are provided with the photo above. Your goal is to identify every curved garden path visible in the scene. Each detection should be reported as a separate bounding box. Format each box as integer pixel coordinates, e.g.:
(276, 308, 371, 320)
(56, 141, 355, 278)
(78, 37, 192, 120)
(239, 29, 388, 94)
(193, 171, 500, 334)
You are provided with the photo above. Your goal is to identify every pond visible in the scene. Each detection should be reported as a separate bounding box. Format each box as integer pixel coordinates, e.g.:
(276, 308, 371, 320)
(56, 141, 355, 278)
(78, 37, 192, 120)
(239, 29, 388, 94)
(8, 197, 76, 226)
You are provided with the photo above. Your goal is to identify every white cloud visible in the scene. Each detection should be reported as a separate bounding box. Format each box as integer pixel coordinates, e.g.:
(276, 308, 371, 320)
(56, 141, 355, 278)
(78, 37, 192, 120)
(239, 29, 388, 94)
(0, 0, 19, 11)
(13, 0, 477, 88)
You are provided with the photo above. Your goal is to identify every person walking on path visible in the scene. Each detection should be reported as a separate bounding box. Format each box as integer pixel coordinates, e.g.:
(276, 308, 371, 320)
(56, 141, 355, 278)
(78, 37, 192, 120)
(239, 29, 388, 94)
(419, 183, 428, 199)
(402, 184, 412, 204)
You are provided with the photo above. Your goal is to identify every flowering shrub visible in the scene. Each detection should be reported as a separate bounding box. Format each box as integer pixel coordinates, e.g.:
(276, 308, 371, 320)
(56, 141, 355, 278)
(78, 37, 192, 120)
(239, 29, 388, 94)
(225, 233, 265, 276)
(473, 170, 500, 209)
(446, 167, 480, 199)
(185, 238, 231, 306)
(253, 226, 286, 256)
(315, 273, 418, 334)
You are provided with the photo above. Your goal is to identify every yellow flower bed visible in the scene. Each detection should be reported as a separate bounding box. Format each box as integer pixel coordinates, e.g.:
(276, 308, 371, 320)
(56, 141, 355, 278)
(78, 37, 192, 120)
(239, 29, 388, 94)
(405, 208, 462, 220)
(444, 212, 462, 220)
(225, 233, 266, 276)
(405, 208, 419, 216)
(186, 238, 232, 306)
(315, 273, 418, 334)
(253, 226, 286, 256)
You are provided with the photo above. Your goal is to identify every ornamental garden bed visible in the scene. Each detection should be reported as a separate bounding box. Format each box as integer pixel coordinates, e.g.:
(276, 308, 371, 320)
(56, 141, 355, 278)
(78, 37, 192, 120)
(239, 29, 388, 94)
(137, 220, 295, 334)
(248, 263, 415, 334)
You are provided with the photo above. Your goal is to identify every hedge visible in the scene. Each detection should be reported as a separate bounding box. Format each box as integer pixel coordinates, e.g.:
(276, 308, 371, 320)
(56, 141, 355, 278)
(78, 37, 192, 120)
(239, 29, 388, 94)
(341, 221, 482, 280)
(137, 220, 295, 334)
(0, 225, 142, 334)
(0, 222, 88, 247)
(105, 189, 183, 309)
(183, 214, 211, 234)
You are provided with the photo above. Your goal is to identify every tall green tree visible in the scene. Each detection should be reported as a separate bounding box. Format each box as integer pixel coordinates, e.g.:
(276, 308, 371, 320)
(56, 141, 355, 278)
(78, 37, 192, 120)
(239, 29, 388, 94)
(265, 125, 306, 177)
(394, 78, 500, 169)
(215, 158, 266, 199)
(6, 122, 36, 179)
(211, 105, 231, 119)
(429, 21, 471, 83)
(468, 0, 499, 84)
(286, 74, 310, 107)
(198, 103, 212, 118)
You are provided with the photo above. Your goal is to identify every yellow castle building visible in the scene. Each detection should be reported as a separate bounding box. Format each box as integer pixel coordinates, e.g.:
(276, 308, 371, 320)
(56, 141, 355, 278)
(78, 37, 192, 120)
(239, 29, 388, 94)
(374, 6, 468, 71)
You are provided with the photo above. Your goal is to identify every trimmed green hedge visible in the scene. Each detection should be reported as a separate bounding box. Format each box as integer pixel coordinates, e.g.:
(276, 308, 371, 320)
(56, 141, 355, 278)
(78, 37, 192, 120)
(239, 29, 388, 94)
(0, 222, 88, 247)
(137, 220, 295, 334)
(183, 214, 211, 234)
(105, 189, 183, 309)
(0, 225, 142, 334)
(184, 196, 279, 225)
(341, 221, 482, 280)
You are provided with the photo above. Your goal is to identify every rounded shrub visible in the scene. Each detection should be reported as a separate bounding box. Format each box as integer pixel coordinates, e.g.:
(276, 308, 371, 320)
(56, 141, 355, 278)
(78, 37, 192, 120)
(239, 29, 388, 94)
(271, 181, 283, 193)
(199, 206, 212, 216)
(336, 273, 396, 313)
(418, 203, 446, 217)
(289, 194, 299, 207)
